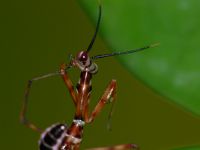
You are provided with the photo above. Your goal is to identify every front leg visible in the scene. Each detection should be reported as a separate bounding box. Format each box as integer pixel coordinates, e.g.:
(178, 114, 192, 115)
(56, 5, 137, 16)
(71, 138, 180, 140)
(60, 63, 78, 106)
(85, 80, 117, 123)
(87, 144, 139, 150)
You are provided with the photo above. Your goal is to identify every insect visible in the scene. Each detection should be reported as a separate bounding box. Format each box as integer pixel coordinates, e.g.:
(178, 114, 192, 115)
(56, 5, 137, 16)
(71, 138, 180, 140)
(20, 1, 158, 150)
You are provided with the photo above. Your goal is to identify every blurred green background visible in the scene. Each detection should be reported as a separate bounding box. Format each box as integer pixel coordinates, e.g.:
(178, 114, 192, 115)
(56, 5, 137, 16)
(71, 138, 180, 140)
(1, 0, 200, 150)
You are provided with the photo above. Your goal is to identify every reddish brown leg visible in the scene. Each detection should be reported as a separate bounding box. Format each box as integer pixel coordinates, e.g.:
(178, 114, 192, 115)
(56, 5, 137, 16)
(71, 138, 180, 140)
(60, 63, 78, 106)
(73, 144, 80, 150)
(87, 144, 139, 150)
(85, 80, 117, 124)
(20, 72, 60, 133)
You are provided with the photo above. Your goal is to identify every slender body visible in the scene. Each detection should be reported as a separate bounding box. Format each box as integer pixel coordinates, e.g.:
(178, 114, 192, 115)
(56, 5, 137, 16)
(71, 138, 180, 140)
(21, 53, 120, 150)
(49, 54, 117, 150)
(20, 1, 158, 150)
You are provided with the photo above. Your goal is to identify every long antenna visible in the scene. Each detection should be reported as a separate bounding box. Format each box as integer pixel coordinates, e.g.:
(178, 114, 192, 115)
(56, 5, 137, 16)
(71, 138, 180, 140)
(86, 0, 102, 52)
(91, 43, 160, 60)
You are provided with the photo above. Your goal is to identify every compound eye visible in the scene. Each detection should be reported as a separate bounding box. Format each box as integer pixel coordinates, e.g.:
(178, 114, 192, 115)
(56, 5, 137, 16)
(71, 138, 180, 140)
(78, 51, 88, 62)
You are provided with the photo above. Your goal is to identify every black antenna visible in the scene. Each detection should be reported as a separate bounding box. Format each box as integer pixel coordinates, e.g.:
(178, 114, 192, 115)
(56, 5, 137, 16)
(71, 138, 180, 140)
(91, 43, 160, 60)
(86, 1, 102, 52)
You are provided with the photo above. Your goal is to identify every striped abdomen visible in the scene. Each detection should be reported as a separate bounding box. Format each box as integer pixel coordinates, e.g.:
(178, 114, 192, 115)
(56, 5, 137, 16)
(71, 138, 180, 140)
(39, 123, 67, 150)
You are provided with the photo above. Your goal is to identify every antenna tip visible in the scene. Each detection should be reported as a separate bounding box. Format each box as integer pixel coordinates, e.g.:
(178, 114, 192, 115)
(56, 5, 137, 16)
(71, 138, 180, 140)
(149, 42, 160, 48)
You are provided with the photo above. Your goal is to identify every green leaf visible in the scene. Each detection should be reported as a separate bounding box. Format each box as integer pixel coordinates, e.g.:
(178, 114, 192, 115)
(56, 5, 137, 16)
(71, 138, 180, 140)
(79, 0, 200, 115)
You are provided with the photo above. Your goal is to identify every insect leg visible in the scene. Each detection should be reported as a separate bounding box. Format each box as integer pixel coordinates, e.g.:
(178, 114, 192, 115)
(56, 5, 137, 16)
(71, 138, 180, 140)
(87, 144, 139, 150)
(74, 144, 80, 150)
(85, 80, 117, 125)
(20, 71, 60, 133)
(60, 63, 78, 106)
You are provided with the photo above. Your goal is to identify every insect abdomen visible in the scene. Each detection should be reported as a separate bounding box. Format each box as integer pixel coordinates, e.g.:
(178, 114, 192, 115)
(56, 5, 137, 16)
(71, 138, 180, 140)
(39, 123, 67, 150)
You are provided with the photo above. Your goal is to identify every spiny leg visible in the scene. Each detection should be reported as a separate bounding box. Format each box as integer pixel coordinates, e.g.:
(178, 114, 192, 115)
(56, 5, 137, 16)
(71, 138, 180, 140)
(20, 72, 60, 133)
(85, 80, 117, 124)
(60, 63, 78, 106)
(87, 144, 139, 150)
